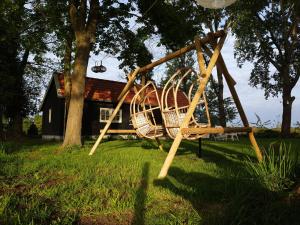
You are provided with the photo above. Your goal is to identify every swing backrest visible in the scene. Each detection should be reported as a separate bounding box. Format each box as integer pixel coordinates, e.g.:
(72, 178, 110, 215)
(130, 81, 163, 139)
(161, 68, 211, 139)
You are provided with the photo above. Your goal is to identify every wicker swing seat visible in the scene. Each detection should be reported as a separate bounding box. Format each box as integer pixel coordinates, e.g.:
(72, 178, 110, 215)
(130, 81, 164, 139)
(161, 68, 211, 140)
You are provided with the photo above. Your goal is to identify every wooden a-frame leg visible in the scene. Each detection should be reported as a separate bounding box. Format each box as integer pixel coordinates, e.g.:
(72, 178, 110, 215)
(203, 45, 263, 162)
(221, 68, 263, 161)
(158, 35, 226, 178)
(89, 68, 140, 155)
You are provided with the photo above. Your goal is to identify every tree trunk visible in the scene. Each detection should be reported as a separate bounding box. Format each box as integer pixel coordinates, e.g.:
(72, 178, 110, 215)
(281, 84, 293, 137)
(63, 35, 73, 136)
(62, 0, 99, 147)
(0, 107, 3, 140)
(216, 67, 226, 127)
(62, 34, 91, 147)
(10, 114, 23, 137)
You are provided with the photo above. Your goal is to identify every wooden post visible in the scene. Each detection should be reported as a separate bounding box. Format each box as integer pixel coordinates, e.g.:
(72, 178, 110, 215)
(158, 35, 226, 178)
(89, 68, 140, 155)
(224, 77, 263, 161)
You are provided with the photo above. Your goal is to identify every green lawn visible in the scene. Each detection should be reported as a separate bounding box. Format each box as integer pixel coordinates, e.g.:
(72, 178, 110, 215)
(0, 138, 299, 225)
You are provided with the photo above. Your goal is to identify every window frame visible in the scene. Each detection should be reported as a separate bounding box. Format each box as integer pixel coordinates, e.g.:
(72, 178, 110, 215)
(48, 108, 52, 123)
(99, 108, 122, 123)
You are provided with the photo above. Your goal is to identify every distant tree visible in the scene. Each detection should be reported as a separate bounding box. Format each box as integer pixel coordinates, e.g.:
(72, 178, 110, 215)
(229, 0, 300, 137)
(205, 77, 238, 126)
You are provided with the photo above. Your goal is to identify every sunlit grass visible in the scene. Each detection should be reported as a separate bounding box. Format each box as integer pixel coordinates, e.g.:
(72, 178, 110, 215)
(0, 138, 299, 225)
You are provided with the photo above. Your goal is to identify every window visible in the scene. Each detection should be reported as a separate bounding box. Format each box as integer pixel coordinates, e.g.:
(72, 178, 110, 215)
(48, 108, 52, 123)
(100, 108, 122, 123)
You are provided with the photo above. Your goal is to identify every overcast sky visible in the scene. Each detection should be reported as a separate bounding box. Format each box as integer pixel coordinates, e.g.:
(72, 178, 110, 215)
(85, 33, 300, 127)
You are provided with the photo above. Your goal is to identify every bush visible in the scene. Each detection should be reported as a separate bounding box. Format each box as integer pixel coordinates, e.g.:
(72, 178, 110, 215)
(245, 142, 299, 192)
(27, 123, 38, 137)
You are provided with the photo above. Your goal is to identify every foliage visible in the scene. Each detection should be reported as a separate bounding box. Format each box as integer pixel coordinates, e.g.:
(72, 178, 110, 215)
(246, 142, 299, 192)
(0, 0, 57, 136)
(228, 0, 300, 136)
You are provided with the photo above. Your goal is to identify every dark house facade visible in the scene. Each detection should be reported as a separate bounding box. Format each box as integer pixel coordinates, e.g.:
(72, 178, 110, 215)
(40, 73, 139, 139)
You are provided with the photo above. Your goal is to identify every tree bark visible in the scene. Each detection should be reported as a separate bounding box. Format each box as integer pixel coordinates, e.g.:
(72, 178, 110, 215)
(63, 34, 73, 136)
(281, 84, 293, 137)
(62, 0, 99, 147)
(62, 33, 91, 146)
(280, 63, 295, 137)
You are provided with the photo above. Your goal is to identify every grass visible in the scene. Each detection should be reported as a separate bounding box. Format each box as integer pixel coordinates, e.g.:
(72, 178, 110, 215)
(0, 137, 299, 225)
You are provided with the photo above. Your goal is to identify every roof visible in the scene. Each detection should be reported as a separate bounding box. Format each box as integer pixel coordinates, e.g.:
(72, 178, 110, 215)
(40, 72, 189, 109)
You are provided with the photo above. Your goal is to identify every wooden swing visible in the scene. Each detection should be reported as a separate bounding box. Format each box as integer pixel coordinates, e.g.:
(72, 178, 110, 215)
(130, 81, 164, 139)
(89, 30, 263, 179)
(161, 68, 211, 140)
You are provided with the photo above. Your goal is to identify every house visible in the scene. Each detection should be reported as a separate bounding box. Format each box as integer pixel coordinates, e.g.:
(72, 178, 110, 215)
(40, 72, 188, 140)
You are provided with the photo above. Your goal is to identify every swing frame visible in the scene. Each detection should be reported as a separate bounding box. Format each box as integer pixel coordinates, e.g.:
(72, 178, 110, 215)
(89, 30, 263, 179)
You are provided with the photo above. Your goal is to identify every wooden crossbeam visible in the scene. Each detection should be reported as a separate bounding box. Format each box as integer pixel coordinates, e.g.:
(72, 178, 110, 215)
(181, 127, 252, 135)
(100, 129, 136, 134)
(138, 30, 225, 74)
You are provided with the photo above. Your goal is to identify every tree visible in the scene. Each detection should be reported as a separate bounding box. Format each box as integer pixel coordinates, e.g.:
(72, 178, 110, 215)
(229, 0, 300, 137)
(62, 0, 100, 146)
(62, 0, 153, 146)
(0, 0, 51, 137)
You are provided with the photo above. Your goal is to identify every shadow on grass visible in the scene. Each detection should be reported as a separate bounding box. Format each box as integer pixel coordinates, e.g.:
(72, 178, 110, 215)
(154, 166, 300, 225)
(132, 162, 150, 225)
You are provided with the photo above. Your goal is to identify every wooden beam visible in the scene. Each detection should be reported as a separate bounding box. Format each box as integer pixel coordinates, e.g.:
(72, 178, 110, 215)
(219, 54, 263, 162)
(194, 36, 207, 75)
(138, 30, 225, 74)
(117, 67, 140, 101)
(181, 127, 252, 135)
(158, 34, 227, 179)
(100, 129, 136, 134)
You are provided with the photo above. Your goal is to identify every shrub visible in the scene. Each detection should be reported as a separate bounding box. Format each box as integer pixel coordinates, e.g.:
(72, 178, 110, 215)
(245, 142, 299, 192)
(27, 123, 38, 137)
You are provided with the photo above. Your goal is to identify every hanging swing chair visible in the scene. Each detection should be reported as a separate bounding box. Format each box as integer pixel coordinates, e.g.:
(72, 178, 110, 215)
(130, 81, 164, 139)
(161, 68, 211, 140)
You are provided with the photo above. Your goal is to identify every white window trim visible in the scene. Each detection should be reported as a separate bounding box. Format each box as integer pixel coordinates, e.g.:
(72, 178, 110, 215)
(99, 108, 122, 123)
(48, 108, 52, 123)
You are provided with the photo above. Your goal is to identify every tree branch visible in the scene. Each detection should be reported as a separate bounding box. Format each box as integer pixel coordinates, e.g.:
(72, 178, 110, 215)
(255, 13, 284, 59)
(69, 1, 80, 33)
(86, 0, 99, 43)
(254, 30, 281, 71)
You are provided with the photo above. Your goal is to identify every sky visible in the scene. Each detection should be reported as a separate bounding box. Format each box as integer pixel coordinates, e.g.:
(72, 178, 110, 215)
(85, 33, 300, 127)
